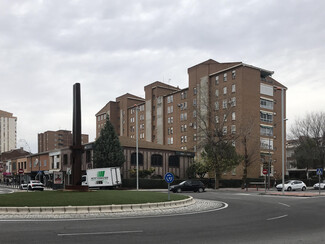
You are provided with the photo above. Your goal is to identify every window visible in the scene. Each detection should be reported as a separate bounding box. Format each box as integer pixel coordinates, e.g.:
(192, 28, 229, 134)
(232, 112, 236, 121)
(231, 97, 236, 107)
(193, 99, 197, 106)
(260, 111, 273, 123)
(169, 155, 180, 167)
(181, 91, 187, 99)
(63, 154, 68, 165)
(232, 70, 236, 79)
(215, 76, 219, 85)
(260, 125, 273, 136)
(131, 152, 144, 166)
(215, 89, 219, 97)
(44, 160, 47, 166)
(223, 126, 227, 135)
(260, 98, 274, 110)
(231, 125, 236, 134)
(193, 87, 197, 95)
(223, 87, 227, 95)
(260, 138, 273, 150)
(223, 114, 227, 122)
(232, 84, 236, 93)
(193, 110, 197, 118)
(222, 100, 228, 109)
(151, 154, 163, 167)
(194, 134, 197, 141)
(167, 95, 174, 103)
(215, 116, 219, 123)
(215, 101, 219, 110)
(260, 84, 273, 96)
(223, 73, 227, 82)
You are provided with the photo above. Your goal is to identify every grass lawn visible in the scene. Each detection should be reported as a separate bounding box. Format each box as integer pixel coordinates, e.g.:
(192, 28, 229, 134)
(0, 190, 188, 207)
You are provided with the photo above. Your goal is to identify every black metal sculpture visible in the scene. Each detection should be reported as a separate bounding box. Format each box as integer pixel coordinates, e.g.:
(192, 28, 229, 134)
(70, 83, 84, 186)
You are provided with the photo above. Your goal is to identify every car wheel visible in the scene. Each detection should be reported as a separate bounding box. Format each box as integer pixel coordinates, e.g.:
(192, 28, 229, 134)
(302, 186, 306, 191)
(177, 188, 182, 193)
(287, 187, 292, 191)
(198, 187, 204, 193)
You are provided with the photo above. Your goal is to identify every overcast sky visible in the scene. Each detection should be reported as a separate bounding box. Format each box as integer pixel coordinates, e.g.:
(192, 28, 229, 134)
(1, 0, 324, 153)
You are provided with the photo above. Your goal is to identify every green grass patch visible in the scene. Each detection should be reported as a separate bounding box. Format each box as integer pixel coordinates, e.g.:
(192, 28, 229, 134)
(0, 190, 188, 207)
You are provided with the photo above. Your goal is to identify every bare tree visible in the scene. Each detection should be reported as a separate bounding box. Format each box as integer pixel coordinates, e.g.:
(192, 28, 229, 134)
(290, 112, 325, 174)
(194, 77, 241, 189)
(238, 117, 259, 189)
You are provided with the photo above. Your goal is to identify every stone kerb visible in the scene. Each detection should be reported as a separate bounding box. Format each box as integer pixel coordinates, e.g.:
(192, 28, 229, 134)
(0, 196, 194, 215)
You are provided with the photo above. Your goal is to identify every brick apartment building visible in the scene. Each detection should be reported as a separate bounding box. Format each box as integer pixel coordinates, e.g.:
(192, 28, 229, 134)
(38, 130, 89, 153)
(0, 110, 17, 153)
(96, 59, 287, 180)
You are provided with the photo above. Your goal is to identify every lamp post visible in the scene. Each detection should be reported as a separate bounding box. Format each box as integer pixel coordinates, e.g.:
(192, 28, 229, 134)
(274, 86, 286, 195)
(135, 105, 139, 190)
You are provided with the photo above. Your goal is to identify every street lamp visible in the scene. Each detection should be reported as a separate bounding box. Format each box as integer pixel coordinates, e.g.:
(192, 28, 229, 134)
(135, 104, 139, 190)
(274, 86, 286, 195)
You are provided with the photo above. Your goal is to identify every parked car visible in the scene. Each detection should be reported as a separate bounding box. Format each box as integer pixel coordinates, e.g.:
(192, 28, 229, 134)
(170, 180, 205, 193)
(276, 180, 306, 191)
(313, 181, 325, 190)
(20, 180, 44, 191)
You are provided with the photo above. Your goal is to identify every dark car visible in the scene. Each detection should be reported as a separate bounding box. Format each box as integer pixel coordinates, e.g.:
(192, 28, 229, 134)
(170, 180, 205, 193)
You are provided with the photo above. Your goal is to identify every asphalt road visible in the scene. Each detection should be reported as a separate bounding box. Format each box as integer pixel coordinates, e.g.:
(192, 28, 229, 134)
(1, 189, 325, 244)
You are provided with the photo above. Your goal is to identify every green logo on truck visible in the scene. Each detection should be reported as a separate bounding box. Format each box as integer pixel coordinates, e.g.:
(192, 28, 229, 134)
(97, 171, 105, 177)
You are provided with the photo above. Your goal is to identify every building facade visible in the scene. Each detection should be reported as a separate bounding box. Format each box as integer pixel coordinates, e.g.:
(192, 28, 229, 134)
(38, 130, 89, 153)
(0, 110, 17, 153)
(96, 59, 287, 180)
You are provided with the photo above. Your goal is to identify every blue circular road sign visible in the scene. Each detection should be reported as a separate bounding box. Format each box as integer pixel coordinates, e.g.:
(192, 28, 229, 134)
(164, 172, 174, 183)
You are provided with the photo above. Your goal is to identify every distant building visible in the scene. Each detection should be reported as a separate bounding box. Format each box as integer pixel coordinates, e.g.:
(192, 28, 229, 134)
(38, 130, 89, 153)
(96, 59, 287, 180)
(0, 110, 17, 153)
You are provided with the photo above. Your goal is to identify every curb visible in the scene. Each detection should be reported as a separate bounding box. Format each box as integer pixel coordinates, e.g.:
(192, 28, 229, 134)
(0, 196, 194, 215)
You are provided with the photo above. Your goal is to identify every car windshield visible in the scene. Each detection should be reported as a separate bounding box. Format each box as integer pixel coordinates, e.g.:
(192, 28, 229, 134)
(285, 181, 293, 184)
(179, 181, 187, 185)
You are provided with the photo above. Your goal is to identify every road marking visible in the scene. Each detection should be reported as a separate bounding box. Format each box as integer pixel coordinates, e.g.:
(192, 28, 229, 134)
(266, 214, 288, 221)
(278, 202, 290, 207)
(234, 193, 251, 196)
(58, 230, 143, 236)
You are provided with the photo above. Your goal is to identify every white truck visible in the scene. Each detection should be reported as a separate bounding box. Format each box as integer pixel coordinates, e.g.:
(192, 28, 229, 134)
(81, 167, 122, 189)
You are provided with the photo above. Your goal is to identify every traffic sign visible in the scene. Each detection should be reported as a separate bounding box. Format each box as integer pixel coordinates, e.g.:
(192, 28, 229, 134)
(316, 168, 323, 176)
(164, 172, 174, 183)
(18, 169, 24, 174)
(262, 169, 268, 175)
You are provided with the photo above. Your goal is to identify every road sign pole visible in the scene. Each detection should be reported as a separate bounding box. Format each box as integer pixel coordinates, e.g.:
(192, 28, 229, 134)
(168, 183, 170, 201)
(319, 173, 321, 196)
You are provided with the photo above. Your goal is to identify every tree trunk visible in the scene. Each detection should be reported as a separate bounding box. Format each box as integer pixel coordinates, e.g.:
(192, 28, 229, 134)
(214, 173, 220, 189)
(242, 165, 247, 189)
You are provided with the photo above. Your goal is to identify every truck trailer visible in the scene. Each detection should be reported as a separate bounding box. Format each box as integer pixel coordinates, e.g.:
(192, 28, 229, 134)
(81, 167, 122, 188)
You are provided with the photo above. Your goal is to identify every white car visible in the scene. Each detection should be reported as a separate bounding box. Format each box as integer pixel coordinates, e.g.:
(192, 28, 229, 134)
(276, 180, 306, 191)
(20, 180, 44, 191)
(313, 181, 325, 190)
